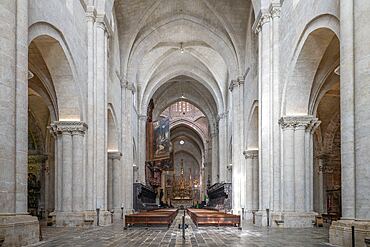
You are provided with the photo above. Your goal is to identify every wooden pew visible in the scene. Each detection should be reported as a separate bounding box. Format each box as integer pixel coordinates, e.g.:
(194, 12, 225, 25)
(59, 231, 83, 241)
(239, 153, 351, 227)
(125, 209, 178, 228)
(187, 208, 240, 227)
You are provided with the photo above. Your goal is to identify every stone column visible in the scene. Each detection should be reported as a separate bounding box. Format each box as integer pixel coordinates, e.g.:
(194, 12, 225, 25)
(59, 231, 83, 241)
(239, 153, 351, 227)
(120, 79, 135, 214)
(210, 130, 219, 185)
(243, 150, 258, 220)
(138, 114, 147, 184)
(330, 0, 370, 245)
(85, 5, 97, 213)
(95, 15, 109, 214)
(108, 151, 122, 219)
(278, 116, 319, 227)
(253, 9, 272, 226)
(230, 77, 244, 213)
(218, 112, 228, 182)
(50, 121, 87, 226)
(0, 1, 39, 245)
(253, 3, 282, 226)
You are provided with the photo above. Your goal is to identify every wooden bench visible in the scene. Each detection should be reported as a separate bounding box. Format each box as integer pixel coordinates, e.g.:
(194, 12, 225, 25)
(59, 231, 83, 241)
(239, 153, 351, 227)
(125, 209, 178, 228)
(187, 208, 240, 227)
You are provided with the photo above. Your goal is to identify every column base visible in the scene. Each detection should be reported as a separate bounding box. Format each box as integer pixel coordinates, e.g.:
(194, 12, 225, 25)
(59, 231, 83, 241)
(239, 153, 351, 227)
(255, 210, 269, 226)
(98, 210, 112, 226)
(255, 211, 316, 227)
(52, 211, 97, 227)
(0, 214, 39, 246)
(329, 219, 370, 247)
(271, 212, 317, 228)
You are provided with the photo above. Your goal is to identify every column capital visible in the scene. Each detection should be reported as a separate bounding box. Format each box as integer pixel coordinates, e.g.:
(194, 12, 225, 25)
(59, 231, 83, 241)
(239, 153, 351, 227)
(85, 6, 97, 21)
(217, 111, 228, 121)
(28, 154, 48, 164)
(49, 121, 88, 135)
(253, 9, 271, 34)
(279, 116, 319, 130)
(229, 77, 245, 92)
(243, 150, 258, 159)
(117, 73, 136, 93)
(269, 2, 282, 19)
(138, 114, 147, 121)
(108, 151, 122, 160)
(96, 13, 113, 37)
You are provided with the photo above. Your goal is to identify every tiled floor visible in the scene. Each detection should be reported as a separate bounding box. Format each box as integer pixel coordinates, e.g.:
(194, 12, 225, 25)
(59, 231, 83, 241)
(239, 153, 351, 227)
(28, 211, 334, 247)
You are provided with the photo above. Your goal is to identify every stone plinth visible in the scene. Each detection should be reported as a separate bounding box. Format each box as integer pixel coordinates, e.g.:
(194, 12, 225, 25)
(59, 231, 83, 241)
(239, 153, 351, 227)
(330, 220, 370, 247)
(0, 215, 39, 246)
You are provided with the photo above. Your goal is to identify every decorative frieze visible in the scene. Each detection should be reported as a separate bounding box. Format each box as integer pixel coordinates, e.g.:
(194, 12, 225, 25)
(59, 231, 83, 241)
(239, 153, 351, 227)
(279, 116, 319, 131)
(243, 150, 258, 159)
(49, 121, 88, 135)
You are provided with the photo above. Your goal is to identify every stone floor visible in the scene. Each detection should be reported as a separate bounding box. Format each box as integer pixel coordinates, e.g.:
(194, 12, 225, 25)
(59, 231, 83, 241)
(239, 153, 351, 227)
(27, 211, 335, 247)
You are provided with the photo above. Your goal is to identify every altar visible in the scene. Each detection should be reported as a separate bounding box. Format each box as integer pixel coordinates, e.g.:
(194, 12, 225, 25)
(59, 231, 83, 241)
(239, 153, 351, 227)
(171, 198, 193, 208)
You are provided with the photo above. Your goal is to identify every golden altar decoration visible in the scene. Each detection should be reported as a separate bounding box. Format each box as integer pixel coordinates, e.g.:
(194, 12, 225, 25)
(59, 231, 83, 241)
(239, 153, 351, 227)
(172, 159, 192, 199)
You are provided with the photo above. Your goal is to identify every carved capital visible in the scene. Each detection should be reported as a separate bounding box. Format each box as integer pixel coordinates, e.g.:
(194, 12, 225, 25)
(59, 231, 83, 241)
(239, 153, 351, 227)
(279, 116, 319, 131)
(118, 74, 136, 93)
(243, 150, 258, 159)
(229, 77, 244, 92)
(253, 9, 271, 34)
(28, 154, 48, 164)
(96, 13, 113, 37)
(49, 121, 88, 135)
(85, 6, 97, 21)
(108, 151, 122, 160)
(217, 111, 228, 121)
(138, 114, 147, 121)
(269, 2, 281, 19)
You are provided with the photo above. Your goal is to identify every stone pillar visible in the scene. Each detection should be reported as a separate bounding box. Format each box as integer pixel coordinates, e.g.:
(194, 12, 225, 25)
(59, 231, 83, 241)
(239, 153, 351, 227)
(253, 3, 282, 226)
(85, 5, 97, 213)
(230, 77, 244, 213)
(120, 79, 135, 214)
(108, 151, 122, 219)
(138, 115, 147, 184)
(330, 0, 370, 245)
(0, 1, 39, 245)
(210, 130, 219, 185)
(278, 116, 319, 227)
(95, 15, 109, 214)
(218, 112, 228, 182)
(243, 150, 258, 220)
(50, 121, 88, 226)
(253, 9, 271, 226)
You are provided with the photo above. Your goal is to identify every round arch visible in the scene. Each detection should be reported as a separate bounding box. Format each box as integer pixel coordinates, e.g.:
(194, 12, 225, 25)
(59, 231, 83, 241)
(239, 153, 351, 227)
(28, 22, 84, 121)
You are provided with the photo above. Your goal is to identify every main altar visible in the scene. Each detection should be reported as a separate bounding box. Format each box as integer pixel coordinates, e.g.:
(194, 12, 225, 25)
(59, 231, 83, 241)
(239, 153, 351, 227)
(170, 160, 194, 208)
